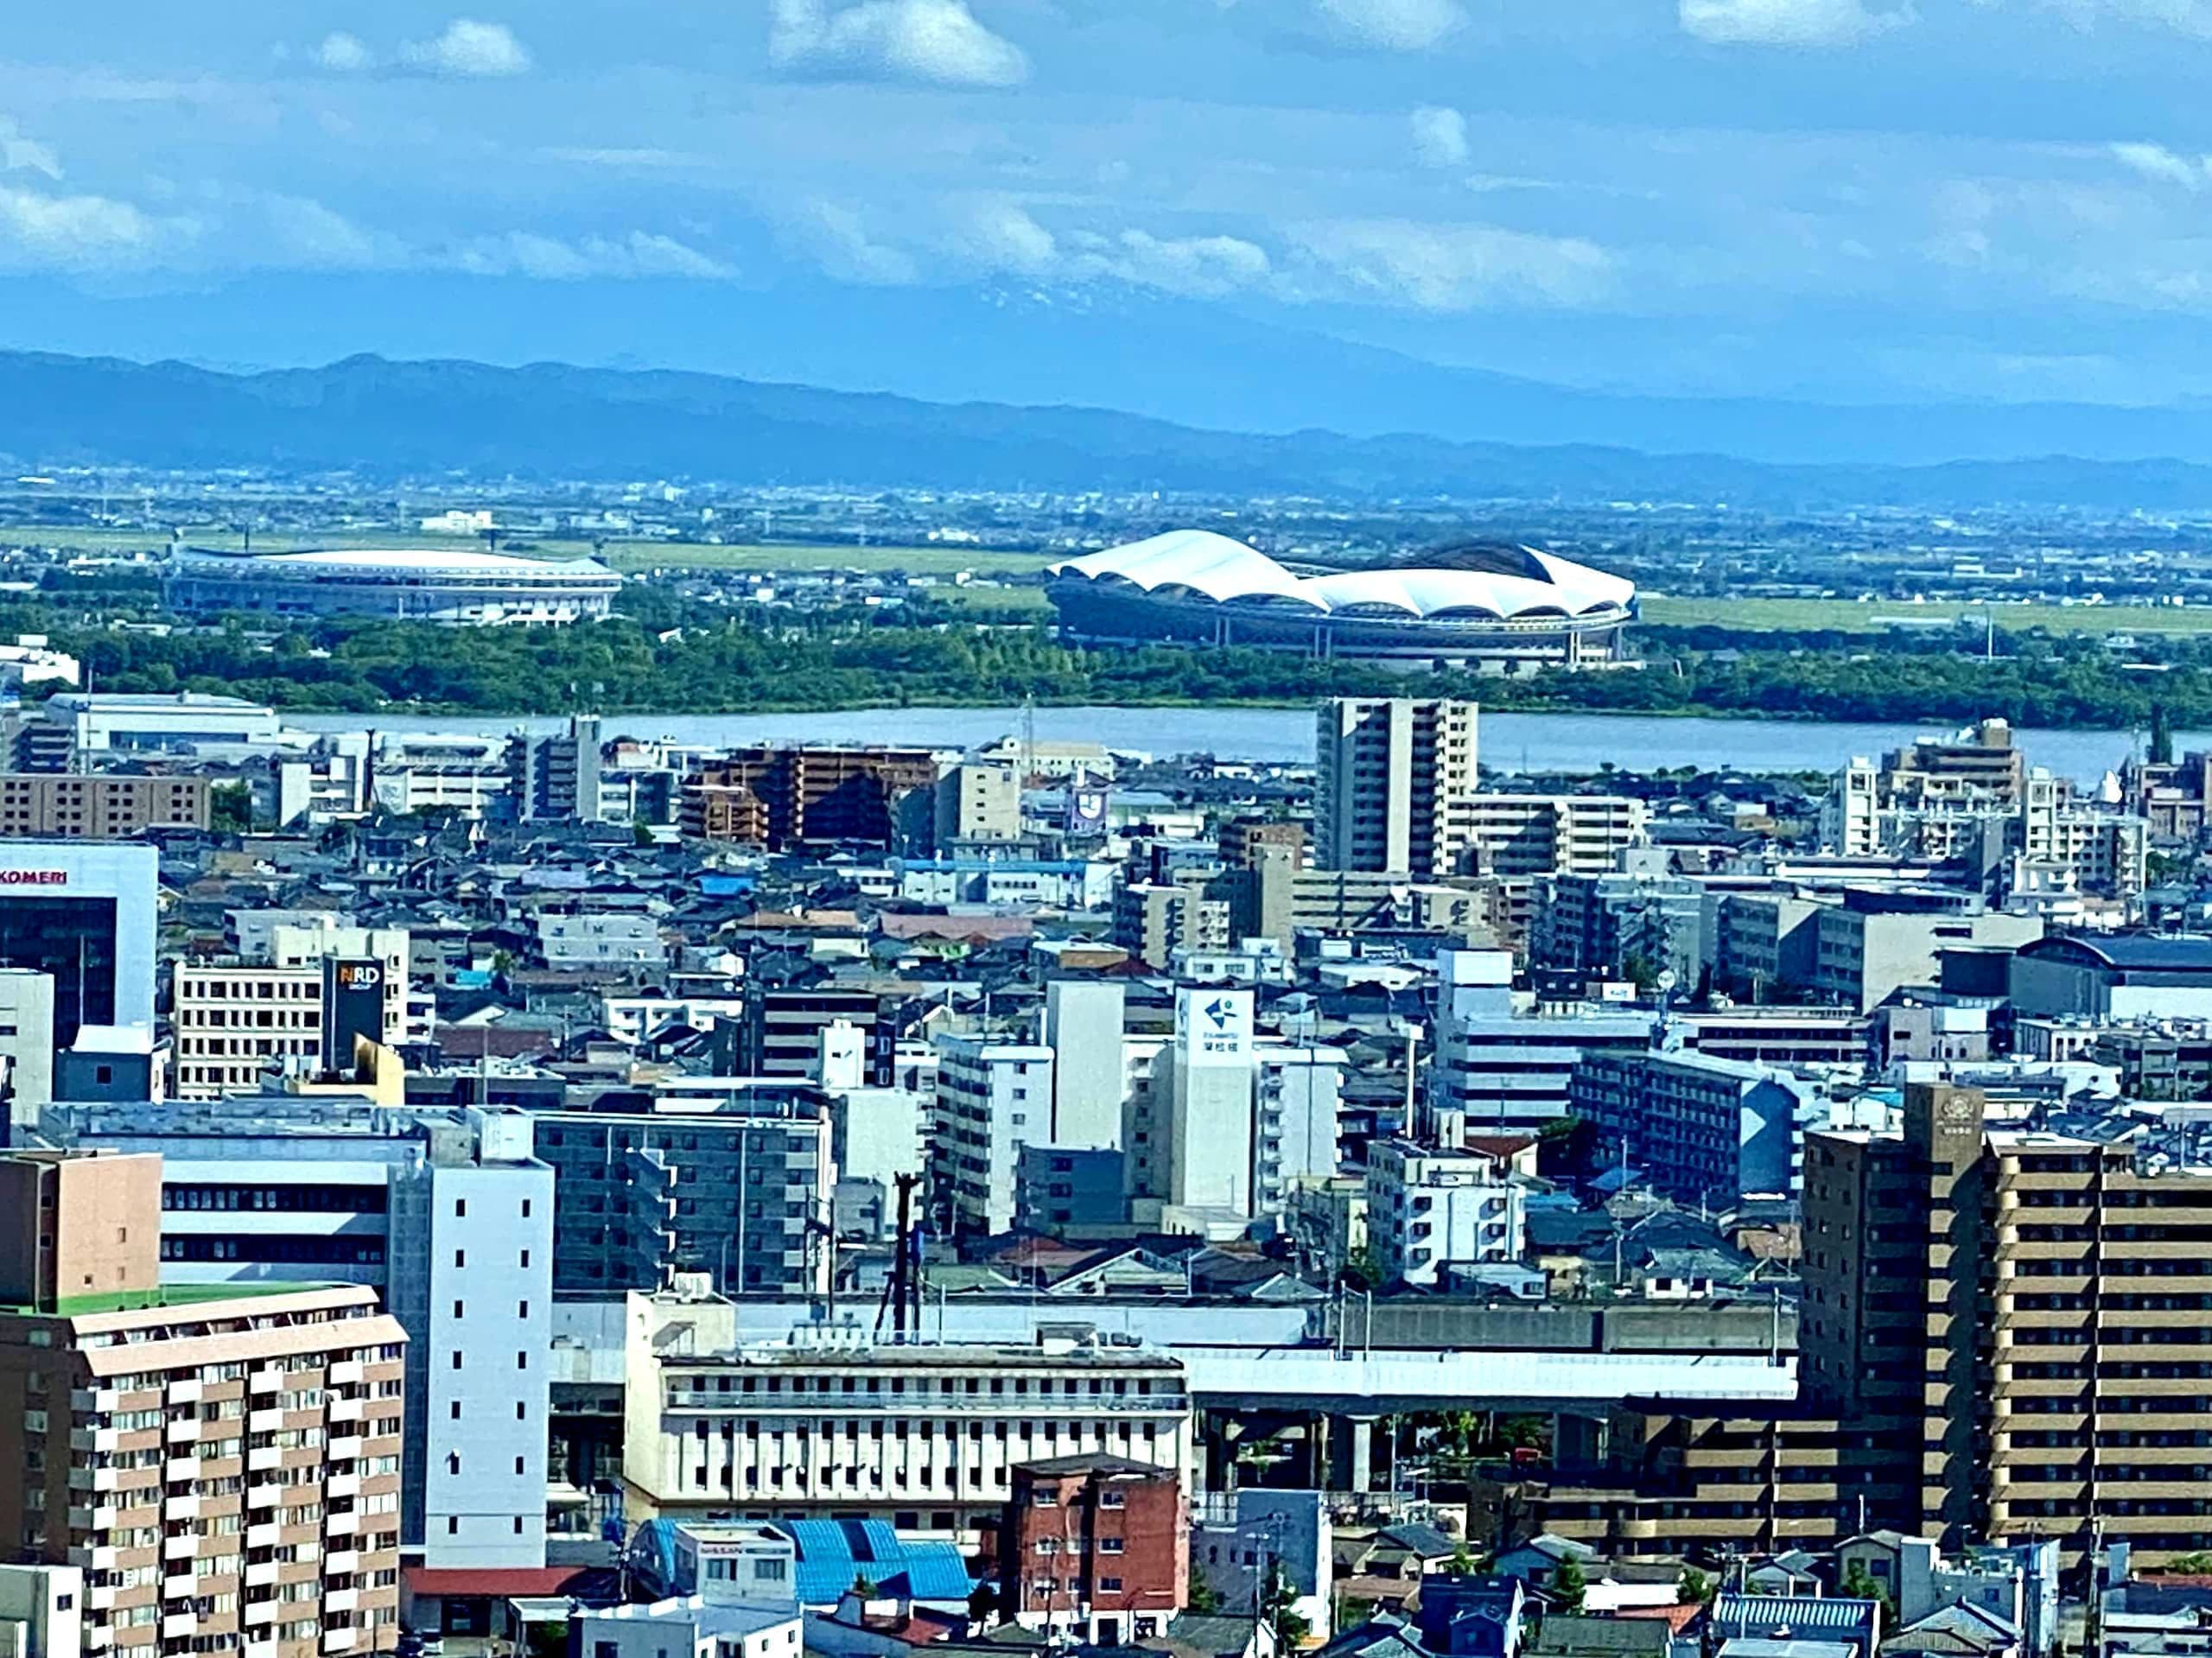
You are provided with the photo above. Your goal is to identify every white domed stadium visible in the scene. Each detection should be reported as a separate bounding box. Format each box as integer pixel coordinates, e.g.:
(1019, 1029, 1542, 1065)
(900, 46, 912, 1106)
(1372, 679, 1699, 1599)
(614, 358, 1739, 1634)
(165, 545, 622, 626)
(1046, 530, 1636, 672)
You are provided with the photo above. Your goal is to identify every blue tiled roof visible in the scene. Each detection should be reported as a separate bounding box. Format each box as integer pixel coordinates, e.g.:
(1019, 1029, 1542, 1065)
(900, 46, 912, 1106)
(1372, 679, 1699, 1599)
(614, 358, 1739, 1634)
(785, 1520, 973, 1604)
(1715, 1598, 1878, 1631)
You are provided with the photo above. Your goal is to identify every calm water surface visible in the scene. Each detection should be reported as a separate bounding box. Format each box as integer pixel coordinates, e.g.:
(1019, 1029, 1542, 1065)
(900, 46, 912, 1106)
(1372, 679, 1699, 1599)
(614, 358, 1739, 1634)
(283, 705, 2173, 782)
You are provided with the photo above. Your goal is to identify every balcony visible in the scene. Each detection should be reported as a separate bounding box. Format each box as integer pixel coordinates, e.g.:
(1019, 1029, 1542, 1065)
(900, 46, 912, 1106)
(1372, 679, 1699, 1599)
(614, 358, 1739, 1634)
(247, 1447, 282, 1472)
(164, 1493, 200, 1521)
(326, 1512, 358, 1538)
(166, 1419, 198, 1445)
(68, 1544, 118, 1572)
(67, 1505, 118, 1534)
(73, 1387, 119, 1413)
(246, 1485, 279, 1510)
(162, 1612, 200, 1640)
(246, 1521, 281, 1549)
(324, 1627, 358, 1653)
(328, 1360, 364, 1386)
(327, 1472, 360, 1499)
(245, 1599, 277, 1627)
(328, 1398, 364, 1424)
(71, 1426, 120, 1454)
(165, 1457, 198, 1483)
(247, 1642, 281, 1658)
(88, 1584, 117, 1611)
(245, 1560, 279, 1588)
(247, 1408, 283, 1433)
(326, 1549, 359, 1575)
(163, 1572, 199, 1598)
(168, 1378, 203, 1407)
(326, 1588, 359, 1616)
(329, 1435, 363, 1462)
(164, 1534, 197, 1562)
(248, 1369, 282, 1395)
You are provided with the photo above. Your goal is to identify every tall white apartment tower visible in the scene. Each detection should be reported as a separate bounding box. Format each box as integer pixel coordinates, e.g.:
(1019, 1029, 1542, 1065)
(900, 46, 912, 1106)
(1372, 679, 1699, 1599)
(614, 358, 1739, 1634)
(1314, 698, 1480, 878)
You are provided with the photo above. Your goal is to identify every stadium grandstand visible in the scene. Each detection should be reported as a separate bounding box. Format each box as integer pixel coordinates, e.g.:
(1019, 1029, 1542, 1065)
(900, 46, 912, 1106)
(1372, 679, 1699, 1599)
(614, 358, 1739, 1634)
(164, 544, 621, 626)
(1046, 529, 1637, 673)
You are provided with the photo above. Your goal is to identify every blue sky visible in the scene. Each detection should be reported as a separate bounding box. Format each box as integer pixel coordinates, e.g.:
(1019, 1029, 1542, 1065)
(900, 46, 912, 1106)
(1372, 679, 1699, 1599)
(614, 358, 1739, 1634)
(9, 0, 2212, 426)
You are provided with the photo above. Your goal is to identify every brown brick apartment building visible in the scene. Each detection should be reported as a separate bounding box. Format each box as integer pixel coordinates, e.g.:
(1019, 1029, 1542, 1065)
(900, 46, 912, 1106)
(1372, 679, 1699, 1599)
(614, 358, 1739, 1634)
(0, 1150, 407, 1657)
(682, 746, 938, 848)
(1001, 1455, 1186, 1645)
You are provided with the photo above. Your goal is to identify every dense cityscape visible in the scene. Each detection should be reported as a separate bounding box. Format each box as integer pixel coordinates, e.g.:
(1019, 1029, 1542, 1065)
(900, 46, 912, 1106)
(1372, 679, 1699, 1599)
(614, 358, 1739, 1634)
(19, 2, 2212, 1656)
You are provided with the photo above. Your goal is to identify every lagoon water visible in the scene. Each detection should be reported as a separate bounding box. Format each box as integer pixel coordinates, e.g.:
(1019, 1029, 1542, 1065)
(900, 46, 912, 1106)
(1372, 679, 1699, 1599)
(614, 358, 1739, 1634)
(284, 705, 2174, 783)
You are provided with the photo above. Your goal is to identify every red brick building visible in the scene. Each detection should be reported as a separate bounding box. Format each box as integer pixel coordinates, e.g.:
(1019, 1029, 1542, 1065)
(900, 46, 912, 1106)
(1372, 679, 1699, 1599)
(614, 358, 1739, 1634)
(1001, 1454, 1187, 1645)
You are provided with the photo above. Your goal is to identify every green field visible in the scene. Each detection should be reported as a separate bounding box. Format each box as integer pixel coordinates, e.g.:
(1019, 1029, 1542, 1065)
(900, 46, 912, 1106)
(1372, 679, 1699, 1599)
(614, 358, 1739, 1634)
(1640, 594, 2212, 636)
(601, 542, 1052, 576)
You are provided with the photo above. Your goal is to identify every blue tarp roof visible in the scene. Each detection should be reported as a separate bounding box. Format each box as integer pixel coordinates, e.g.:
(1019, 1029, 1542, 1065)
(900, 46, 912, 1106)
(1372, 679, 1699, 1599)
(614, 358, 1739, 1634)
(628, 1517, 971, 1605)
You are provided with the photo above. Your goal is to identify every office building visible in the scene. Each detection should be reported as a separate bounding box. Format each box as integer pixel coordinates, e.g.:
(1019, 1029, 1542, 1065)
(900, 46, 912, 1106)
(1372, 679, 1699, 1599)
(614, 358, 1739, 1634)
(367, 733, 514, 819)
(1313, 697, 1480, 878)
(0, 1562, 82, 1658)
(683, 746, 939, 848)
(0, 843, 157, 1049)
(38, 1101, 556, 1568)
(1802, 1083, 2212, 1564)
(931, 1037, 1056, 1236)
(569, 1597, 800, 1658)
(1567, 1049, 1817, 1204)
(0, 1149, 406, 1655)
(1715, 891, 1833, 1001)
(514, 715, 603, 823)
(171, 928, 423, 1101)
(2009, 934, 2212, 1020)
(530, 1092, 833, 1295)
(1001, 1456, 1186, 1643)
(1810, 894, 2042, 1013)
(1426, 950, 1656, 1139)
(0, 773, 209, 839)
(1668, 1006, 1866, 1069)
(1367, 1138, 1527, 1288)
(620, 1326, 1192, 1539)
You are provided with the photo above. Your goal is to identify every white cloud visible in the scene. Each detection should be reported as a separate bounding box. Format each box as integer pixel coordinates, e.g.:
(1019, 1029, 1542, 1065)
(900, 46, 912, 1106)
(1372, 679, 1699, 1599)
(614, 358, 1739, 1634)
(313, 31, 374, 72)
(450, 229, 732, 280)
(2111, 141, 2212, 189)
(1092, 230, 1272, 298)
(1289, 217, 1614, 310)
(256, 195, 397, 270)
(0, 183, 184, 270)
(1315, 0, 1466, 50)
(779, 200, 923, 285)
(944, 198, 1057, 274)
(400, 18, 532, 78)
(1680, 0, 1913, 46)
(2045, 0, 2212, 36)
(1409, 106, 1470, 168)
(768, 0, 1029, 87)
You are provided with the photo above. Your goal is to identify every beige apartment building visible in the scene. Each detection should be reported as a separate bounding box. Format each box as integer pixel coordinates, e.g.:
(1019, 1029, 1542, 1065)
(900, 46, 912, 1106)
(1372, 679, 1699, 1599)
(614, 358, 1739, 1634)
(0, 1150, 407, 1657)
(171, 928, 421, 1100)
(1314, 698, 1481, 878)
(0, 774, 208, 840)
(1803, 1082, 2212, 1565)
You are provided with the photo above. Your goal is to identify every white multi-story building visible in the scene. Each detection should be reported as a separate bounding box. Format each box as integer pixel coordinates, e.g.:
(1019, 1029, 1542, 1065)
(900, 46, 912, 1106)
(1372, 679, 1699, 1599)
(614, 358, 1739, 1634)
(538, 913, 666, 971)
(39, 1099, 556, 1569)
(1463, 793, 1646, 878)
(620, 1325, 1192, 1539)
(931, 1037, 1056, 1235)
(369, 732, 514, 818)
(1042, 980, 1128, 1150)
(1368, 1138, 1528, 1288)
(1426, 949, 1657, 1138)
(171, 926, 427, 1100)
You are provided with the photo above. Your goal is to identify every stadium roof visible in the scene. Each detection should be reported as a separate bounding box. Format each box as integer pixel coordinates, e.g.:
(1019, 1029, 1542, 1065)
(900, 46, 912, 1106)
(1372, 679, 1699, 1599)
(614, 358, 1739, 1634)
(1049, 529, 1631, 620)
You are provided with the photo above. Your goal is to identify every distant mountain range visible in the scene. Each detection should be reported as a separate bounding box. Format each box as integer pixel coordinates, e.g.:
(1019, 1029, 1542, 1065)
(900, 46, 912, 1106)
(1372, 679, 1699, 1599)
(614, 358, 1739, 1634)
(4, 346, 2212, 510)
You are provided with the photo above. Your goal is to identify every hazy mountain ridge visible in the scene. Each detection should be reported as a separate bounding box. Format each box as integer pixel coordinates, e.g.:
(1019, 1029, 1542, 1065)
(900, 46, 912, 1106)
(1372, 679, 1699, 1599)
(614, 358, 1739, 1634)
(2, 348, 2210, 510)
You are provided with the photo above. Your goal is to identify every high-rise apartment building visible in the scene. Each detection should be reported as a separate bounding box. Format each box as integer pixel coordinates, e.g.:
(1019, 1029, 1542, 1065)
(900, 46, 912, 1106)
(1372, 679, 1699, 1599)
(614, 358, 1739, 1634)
(40, 1101, 554, 1568)
(0, 1150, 407, 1656)
(1313, 698, 1479, 878)
(931, 1037, 1058, 1236)
(1803, 1083, 2212, 1565)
